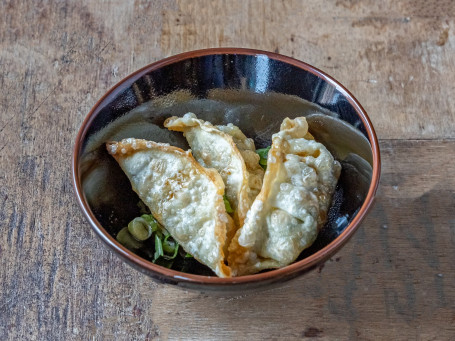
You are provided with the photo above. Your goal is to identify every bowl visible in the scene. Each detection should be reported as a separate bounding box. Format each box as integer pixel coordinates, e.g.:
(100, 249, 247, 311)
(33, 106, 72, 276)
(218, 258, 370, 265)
(72, 48, 380, 292)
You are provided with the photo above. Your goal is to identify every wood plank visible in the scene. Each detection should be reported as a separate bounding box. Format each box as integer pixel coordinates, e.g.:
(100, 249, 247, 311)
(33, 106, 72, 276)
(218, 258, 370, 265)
(1, 138, 455, 339)
(159, 0, 455, 140)
(1, 1, 455, 339)
(1, 1, 454, 143)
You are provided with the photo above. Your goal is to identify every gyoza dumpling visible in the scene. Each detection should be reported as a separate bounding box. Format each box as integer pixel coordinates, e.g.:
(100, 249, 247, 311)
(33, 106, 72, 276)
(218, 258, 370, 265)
(164, 113, 264, 228)
(216, 123, 264, 204)
(106, 138, 231, 278)
(228, 117, 341, 276)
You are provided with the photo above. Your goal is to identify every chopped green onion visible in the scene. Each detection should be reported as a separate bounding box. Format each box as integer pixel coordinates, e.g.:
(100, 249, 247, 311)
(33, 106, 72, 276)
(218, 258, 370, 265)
(162, 235, 180, 260)
(223, 195, 234, 213)
(256, 146, 271, 159)
(116, 211, 200, 272)
(154, 234, 164, 261)
(162, 235, 177, 253)
(140, 214, 159, 231)
(128, 217, 152, 241)
(116, 227, 143, 250)
(256, 146, 271, 170)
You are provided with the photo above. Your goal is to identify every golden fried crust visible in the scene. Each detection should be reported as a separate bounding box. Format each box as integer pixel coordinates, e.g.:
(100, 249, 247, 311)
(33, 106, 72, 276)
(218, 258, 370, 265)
(228, 117, 341, 276)
(164, 113, 260, 229)
(107, 138, 231, 277)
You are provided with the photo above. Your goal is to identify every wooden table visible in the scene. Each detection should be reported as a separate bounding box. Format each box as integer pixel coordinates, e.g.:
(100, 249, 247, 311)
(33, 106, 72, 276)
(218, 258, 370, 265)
(1, 1, 454, 339)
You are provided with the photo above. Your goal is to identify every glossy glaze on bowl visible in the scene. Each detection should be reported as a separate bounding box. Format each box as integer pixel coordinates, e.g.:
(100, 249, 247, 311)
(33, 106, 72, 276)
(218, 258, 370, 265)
(73, 48, 380, 292)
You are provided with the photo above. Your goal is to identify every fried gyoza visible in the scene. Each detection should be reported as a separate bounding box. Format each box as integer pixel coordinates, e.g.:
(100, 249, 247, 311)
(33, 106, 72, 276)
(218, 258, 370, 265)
(164, 113, 264, 228)
(106, 138, 231, 277)
(216, 123, 264, 206)
(228, 117, 341, 276)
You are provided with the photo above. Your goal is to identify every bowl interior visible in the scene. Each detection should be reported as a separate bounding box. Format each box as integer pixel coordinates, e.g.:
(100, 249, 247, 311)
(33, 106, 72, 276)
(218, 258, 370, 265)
(76, 52, 375, 279)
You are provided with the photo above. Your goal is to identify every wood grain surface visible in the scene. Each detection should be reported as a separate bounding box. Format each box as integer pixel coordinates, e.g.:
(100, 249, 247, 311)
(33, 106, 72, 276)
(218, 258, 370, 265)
(1, 0, 454, 340)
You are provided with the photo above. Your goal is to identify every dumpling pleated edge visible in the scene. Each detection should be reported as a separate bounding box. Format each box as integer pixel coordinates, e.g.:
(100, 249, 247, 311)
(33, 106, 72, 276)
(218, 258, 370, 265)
(164, 113, 255, 229)
(227, 117, 341, 276)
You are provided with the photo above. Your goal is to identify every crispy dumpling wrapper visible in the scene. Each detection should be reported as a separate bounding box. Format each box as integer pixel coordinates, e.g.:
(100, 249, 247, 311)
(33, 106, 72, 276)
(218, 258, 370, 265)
(164, 113, 264, 229)
(228, 117, 341, 276)
(216, 123, 264, 206)
(106, 138, 231, 278)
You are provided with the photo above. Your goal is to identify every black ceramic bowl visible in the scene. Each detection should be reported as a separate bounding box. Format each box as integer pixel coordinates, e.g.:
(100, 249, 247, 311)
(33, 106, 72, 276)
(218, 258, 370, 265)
(72, 48, 380, 292)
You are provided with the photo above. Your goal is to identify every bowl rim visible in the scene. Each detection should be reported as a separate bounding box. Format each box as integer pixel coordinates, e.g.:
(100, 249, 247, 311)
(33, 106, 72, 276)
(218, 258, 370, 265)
(72, 47, 381, 285)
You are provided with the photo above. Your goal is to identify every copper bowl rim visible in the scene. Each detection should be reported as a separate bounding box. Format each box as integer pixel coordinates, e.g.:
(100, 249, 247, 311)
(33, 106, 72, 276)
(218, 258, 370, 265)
(72, 47, 381, 286)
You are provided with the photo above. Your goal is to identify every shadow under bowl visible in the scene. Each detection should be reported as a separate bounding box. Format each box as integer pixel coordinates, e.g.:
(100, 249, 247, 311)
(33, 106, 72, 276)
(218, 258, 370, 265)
(72, 48, 380, 293)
